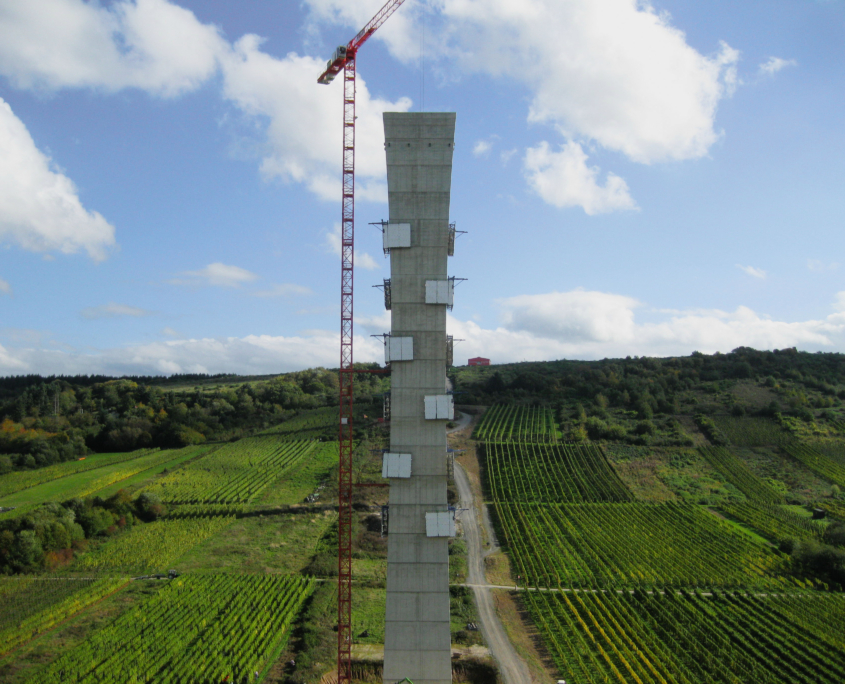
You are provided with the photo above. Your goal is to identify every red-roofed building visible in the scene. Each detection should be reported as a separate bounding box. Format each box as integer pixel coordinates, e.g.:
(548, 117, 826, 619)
(468, 357, 490, 366)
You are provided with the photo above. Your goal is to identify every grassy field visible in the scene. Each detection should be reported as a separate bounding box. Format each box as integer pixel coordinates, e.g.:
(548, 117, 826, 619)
(604, 445, 744, 504)
(0, 450, 158, 499)
(0, 446, 212, 508)
(258, 441, 338, 506)
(174, 510, 335, 574)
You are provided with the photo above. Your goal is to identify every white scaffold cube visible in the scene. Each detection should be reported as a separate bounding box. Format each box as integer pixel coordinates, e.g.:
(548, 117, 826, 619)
(424, 394, 454, 420)
(381, 452, 412, 479)
(424, 279, 454, 306)
(425, 511, 455, 537)
(383, 223, 411, 249)
(384, 336, 413, 362)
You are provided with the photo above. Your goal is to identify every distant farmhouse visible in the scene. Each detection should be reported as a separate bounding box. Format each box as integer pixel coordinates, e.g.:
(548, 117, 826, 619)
(468, 357, 490, 366)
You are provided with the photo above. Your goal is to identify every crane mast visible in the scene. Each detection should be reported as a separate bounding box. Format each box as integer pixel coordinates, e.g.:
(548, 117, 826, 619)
(317, 2, 408, 682)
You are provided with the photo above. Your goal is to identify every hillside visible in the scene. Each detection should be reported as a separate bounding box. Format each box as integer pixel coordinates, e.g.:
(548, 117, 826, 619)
(1, 347, 845, 682)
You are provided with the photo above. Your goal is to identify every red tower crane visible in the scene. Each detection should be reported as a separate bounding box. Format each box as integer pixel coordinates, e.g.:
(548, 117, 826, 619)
(317, 2, 408, 682)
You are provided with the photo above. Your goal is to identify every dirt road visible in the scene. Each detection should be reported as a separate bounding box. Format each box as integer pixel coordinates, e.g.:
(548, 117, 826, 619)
(454, 463, 532, 684)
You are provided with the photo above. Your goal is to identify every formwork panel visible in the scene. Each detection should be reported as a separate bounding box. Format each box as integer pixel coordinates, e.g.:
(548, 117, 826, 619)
(387, 534, 448, 564)
(386, 561, 450, 592)
(387, 476, 447, 505)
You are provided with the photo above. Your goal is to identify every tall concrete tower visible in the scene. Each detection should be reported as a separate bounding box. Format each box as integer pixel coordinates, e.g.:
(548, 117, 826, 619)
(381, 112, 456, 684)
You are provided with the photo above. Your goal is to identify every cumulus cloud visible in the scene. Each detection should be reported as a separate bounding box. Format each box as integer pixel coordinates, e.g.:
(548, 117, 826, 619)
(80, 303, 152, 319)
(0, 1, 407, 206)
(0, 330, 384, 376)
(169, 262, 259, 288)
(448, 289, 845, 363)
(0, 278, 11, 296)
(4, 289, 845, 375)
(499, 289, 641, 342)
(446, 0, 738, 164)
(736, 264, 766, 279)
(220, 36, 411, 202)
(0, 343, 28, 371)
(325, 223, 380, 270)
(309, 0, 738, 163)
(302, 0, 425, 63)
(305, 0, 739, 212)
(251, 283, 313, 298)
(759, 56, 797, 77)
(0, 0, 226, 96)
(0, 98, 116, 260)
(807, 259, 838, 272)
(524, 141, 638, 214)
(473, 139, 494, 157)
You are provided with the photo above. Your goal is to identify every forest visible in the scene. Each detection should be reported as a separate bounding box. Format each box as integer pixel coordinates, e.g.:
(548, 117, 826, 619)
(0, 364, 387, 471)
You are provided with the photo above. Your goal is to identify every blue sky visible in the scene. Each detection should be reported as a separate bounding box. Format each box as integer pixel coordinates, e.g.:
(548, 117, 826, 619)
(0, 0, 844, 376)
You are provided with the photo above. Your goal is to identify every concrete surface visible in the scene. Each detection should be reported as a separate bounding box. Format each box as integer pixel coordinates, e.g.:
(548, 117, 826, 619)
(383, 112, 456, 684)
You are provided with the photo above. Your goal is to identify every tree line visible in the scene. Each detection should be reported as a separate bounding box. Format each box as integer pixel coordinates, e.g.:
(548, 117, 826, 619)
(0, 365, 387, 472)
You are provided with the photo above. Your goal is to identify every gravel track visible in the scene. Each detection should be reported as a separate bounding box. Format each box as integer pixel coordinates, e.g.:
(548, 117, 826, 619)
(454, 462, 532, 684)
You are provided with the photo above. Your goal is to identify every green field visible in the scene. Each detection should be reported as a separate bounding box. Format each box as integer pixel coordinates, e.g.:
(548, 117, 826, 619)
(24, 574, 313, 684)
(474, 395, 845, 682)
(5, 352, 845, 684)
(0, 577, 129, 656)
(481, 441, 632, 503)
(0, 450, 161, 499)
(0, 446, 212, 509)
(258, 440, 338, 506)
(496, 501, 785, 589)
(525, 589, 845, 684)
(173, 511, 335, 575)
(142, 437, 316, 504)
(472, 404, 560, 442)
(73, 515, 235, 573)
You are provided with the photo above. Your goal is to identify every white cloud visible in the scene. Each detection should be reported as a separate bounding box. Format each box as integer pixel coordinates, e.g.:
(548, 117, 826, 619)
(499, 289, 641, 343)
(736, 264, 766, 279)
(325, 223, 380, 270)
(305, 0, 738, 166)
(0, 0, 226, 96)
(442, 0, 738, 164)
(80, 302, 152, 319)
(169, 262, 259, 288)
(0, 278, 11, 296)
(524, 141, 637, 215)
(0, 98, 116, 260)
(251, 283, 313, 298)
(304, 0, 739, 214)
(808, 259, 838, 272)
(0, 343, 28, 371)
(220, 36, 411, 202)
(473, 139, 493, 157)
(0, 330, 384, 376)
(4, 289, 845, 374)
(759, 56, 797, 77)
(161, 327, 182, 338)
(302, 0, 424, 63)
(0, 1, 410, 204)
(446, 289, 845, 363)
